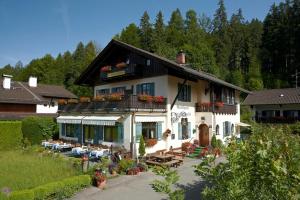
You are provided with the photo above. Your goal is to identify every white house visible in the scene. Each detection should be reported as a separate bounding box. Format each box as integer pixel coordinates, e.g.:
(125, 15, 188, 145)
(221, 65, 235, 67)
(57, 39, 250, 156)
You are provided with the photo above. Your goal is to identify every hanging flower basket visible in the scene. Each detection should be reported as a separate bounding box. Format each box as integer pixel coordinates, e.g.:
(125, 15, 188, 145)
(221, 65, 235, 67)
(58, 99, 67, 105)
(116, 62, 127, 68)
(101, 66, 111, 72)
(145, 138, 157, 147)
(215, 102, 224, 107)
(79, 96, 91, 103)
(67, 99, 79, 104)
(93, 95, 106, 102)
(138, 94, 153, 103)
(153, 96, 164, 104)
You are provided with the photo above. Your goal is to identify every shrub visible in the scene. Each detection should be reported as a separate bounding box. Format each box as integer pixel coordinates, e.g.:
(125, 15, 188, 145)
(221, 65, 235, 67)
(118, 159, 134, 173)
(290, 122, 300, 135)
(22, 116, 57, 145)
(194, 125, 300, 199)
(138, 135, 146, 157)
(211, 134, 217, 148)
(0, 121, 22, 150)
(216, 139, 223, 148)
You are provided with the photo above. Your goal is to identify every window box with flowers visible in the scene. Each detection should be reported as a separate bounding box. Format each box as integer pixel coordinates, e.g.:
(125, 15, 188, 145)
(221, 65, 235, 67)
(145, 138, 157, 147)
(67, 99, 79, 104)
(115, 62, 127, 69)
(93, 95, 106, 102)
(79, 96, 91, 103)
(215, 101, 224, 108)
(101, 66, 112, 73)
(106, 93, 123, 101)
(58, 99, 67, 105)
(153, 96, 164, 104)
(138, 94, 153, 103)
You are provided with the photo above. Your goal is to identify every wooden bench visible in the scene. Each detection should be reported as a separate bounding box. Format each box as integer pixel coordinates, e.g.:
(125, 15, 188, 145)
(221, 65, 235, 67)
(156, 149, 167, 155)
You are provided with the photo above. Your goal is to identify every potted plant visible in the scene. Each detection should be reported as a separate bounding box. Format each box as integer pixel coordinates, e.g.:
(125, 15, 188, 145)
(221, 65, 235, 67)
(145, 138, 157, 147)
(126, 167, 140, 175)
(138, 94, 153, 103)
(108, 163, 118, 176)
(79, 96, 91, 103)
(101, 66, 111, 72)
(58, 99, 67, 105)
(93, 168, 107, 189)
(153, 96, 164, 103)
(137, 162, 148, 172)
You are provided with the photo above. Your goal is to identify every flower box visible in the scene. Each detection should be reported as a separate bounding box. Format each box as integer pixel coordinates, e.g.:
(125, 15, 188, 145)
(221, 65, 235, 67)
(101, 66, 111, 72)
(93, 95, 106, 102)
(116, 62, 127, 68)
(145, 138, 157, 147)
(67, 99, 78, 104)
(106, 93, 123, 101)
(79, 96, 91, 103)
(58, 99, 67, 105)
(153, 96, 164, 103)
(215, 102, 224, 107)
(138, 94, 153, 103)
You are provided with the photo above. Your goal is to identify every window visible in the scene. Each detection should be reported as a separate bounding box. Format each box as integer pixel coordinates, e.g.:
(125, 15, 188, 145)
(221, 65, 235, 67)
(111, 87, 126, 94)
(136, 83, 155, 96)
(96, 88, 110, 95)
(231, 124, 234, 134)
(104, 126, 118, 142)
(65, 124, 76, 137)
(216, 125, 220, 135)
(142, 122, 157, 139)
(84, 125, 95, 143)
(178, 118, 191, 140)
(146, 59, 151, 66)
(178, 84, 191, 102)
(223, 121, 231, 137)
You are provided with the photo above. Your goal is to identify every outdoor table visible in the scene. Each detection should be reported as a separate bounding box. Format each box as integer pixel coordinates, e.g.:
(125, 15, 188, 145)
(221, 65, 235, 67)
(89, 149, 109, 158)
(153, 154, 175, 163)
(71, 147, 89, 156)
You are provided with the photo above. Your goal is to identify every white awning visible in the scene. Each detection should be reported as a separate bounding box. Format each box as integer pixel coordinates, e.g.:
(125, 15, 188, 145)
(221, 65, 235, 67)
(57, 116, 84, 124)
(235, 122, 251, 127)
(135, 116, 165, 123)
(82, 116, 120, 126)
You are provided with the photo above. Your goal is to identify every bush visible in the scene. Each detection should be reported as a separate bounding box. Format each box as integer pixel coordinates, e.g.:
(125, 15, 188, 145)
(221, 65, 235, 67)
(195, 125, 300, 199)
(290, 122, 300, 135)
(216, 139, 223, 148)
(22, 116, 57, 144)
(211, 134, 217, 148)
(0, 121, 22, 150)
(138, 135, 146, 157)
(118, 159, 134, 174)
(2, 175, 90, 200)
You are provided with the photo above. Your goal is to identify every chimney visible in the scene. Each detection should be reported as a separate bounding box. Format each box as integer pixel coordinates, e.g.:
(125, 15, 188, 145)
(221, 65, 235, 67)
(2, 74, 13, 90)
(28, 76, 37, 87)
(176, 50, 185, 65)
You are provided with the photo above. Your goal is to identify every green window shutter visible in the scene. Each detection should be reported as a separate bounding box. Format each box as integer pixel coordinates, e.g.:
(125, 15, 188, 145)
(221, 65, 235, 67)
(136, 122, 142, 142)
(188, 122, 191, 138)
(150, 82, 155, 96)
(75, 124, 82, 144)
(61, 124, 65, 136)
(178, 123, 182, 140)
(136, 84, 141, 95)
(118, 123, 124, 143)
(94, 126, 99, 144)
(156, 122, 162, 140)
(99, 126, 103, 141)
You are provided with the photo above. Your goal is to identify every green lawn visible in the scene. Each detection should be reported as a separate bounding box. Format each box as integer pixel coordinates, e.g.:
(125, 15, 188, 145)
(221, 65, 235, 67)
(0, 149, 81, 191)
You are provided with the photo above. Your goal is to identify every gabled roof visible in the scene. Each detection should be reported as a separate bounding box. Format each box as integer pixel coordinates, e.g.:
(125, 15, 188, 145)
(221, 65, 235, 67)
(243, 88, 300, 105)
(76, 39, 250, 93)
(0, 79, 77, 104)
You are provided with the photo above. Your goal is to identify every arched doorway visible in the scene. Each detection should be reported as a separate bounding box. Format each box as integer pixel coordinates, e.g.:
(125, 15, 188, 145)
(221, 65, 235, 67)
(199, 124, 209, 146)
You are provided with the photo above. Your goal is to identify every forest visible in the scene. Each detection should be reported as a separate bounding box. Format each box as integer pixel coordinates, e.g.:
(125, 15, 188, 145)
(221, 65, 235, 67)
(1, 0, 299, 97)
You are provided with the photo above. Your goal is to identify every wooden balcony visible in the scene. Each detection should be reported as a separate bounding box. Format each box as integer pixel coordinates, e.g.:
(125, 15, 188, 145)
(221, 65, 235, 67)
(58, 95, 167, 113)
(195, 102, 237, 114)
(255, 116, 300, 123)
(100, 64, 140, 81)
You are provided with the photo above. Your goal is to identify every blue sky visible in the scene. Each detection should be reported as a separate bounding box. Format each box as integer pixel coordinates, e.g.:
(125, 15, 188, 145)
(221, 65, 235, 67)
(0, 0, 284, 67)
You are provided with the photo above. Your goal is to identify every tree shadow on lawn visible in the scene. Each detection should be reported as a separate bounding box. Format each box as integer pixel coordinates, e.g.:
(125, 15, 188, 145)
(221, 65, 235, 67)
(175, 180, 209, 200)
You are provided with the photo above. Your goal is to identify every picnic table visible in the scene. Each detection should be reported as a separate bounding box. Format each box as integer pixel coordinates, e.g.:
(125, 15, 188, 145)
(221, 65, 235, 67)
(153, 154, 174, 163)
(146, 154, 181, 168)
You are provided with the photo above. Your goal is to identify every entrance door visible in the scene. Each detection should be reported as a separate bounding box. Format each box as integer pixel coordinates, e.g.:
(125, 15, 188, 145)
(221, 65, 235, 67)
(199, 124, 209, 146)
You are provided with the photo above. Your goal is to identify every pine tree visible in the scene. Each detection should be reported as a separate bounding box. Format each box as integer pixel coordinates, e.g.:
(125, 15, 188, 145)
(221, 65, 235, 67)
(139, 135, 146, 157)
(152, 11, 166, 53)
(119, 23, 141, 48)
(140, 11, 153, 51)
(166, 8, 185, 48)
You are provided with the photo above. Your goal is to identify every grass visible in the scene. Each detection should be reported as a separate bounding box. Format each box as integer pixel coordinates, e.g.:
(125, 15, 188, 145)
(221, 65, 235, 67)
(0, 149, 81, 192)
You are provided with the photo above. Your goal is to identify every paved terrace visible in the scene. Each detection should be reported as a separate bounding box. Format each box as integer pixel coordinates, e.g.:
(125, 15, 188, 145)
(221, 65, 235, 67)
(71, 157, 225, 200)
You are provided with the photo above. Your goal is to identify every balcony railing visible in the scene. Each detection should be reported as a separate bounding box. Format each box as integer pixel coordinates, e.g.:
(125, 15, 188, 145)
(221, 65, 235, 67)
(59, 95, 167, 113)
(255, 116, 300, 123)
(195, 102, 237, 114)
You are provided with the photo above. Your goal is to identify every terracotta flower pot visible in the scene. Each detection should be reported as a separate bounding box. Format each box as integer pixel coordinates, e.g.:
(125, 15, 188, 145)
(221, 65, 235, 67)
(97, 179, 106, 189)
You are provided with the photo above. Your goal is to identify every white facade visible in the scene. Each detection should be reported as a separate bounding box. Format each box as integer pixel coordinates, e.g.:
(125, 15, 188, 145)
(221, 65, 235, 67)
(36, 102, 58, 113)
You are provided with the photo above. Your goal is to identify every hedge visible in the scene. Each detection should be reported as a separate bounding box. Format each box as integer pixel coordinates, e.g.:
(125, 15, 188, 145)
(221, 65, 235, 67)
(3, 175, 91, 200)
(0, 121, 22, 150)
(22, 116, 57, 145)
